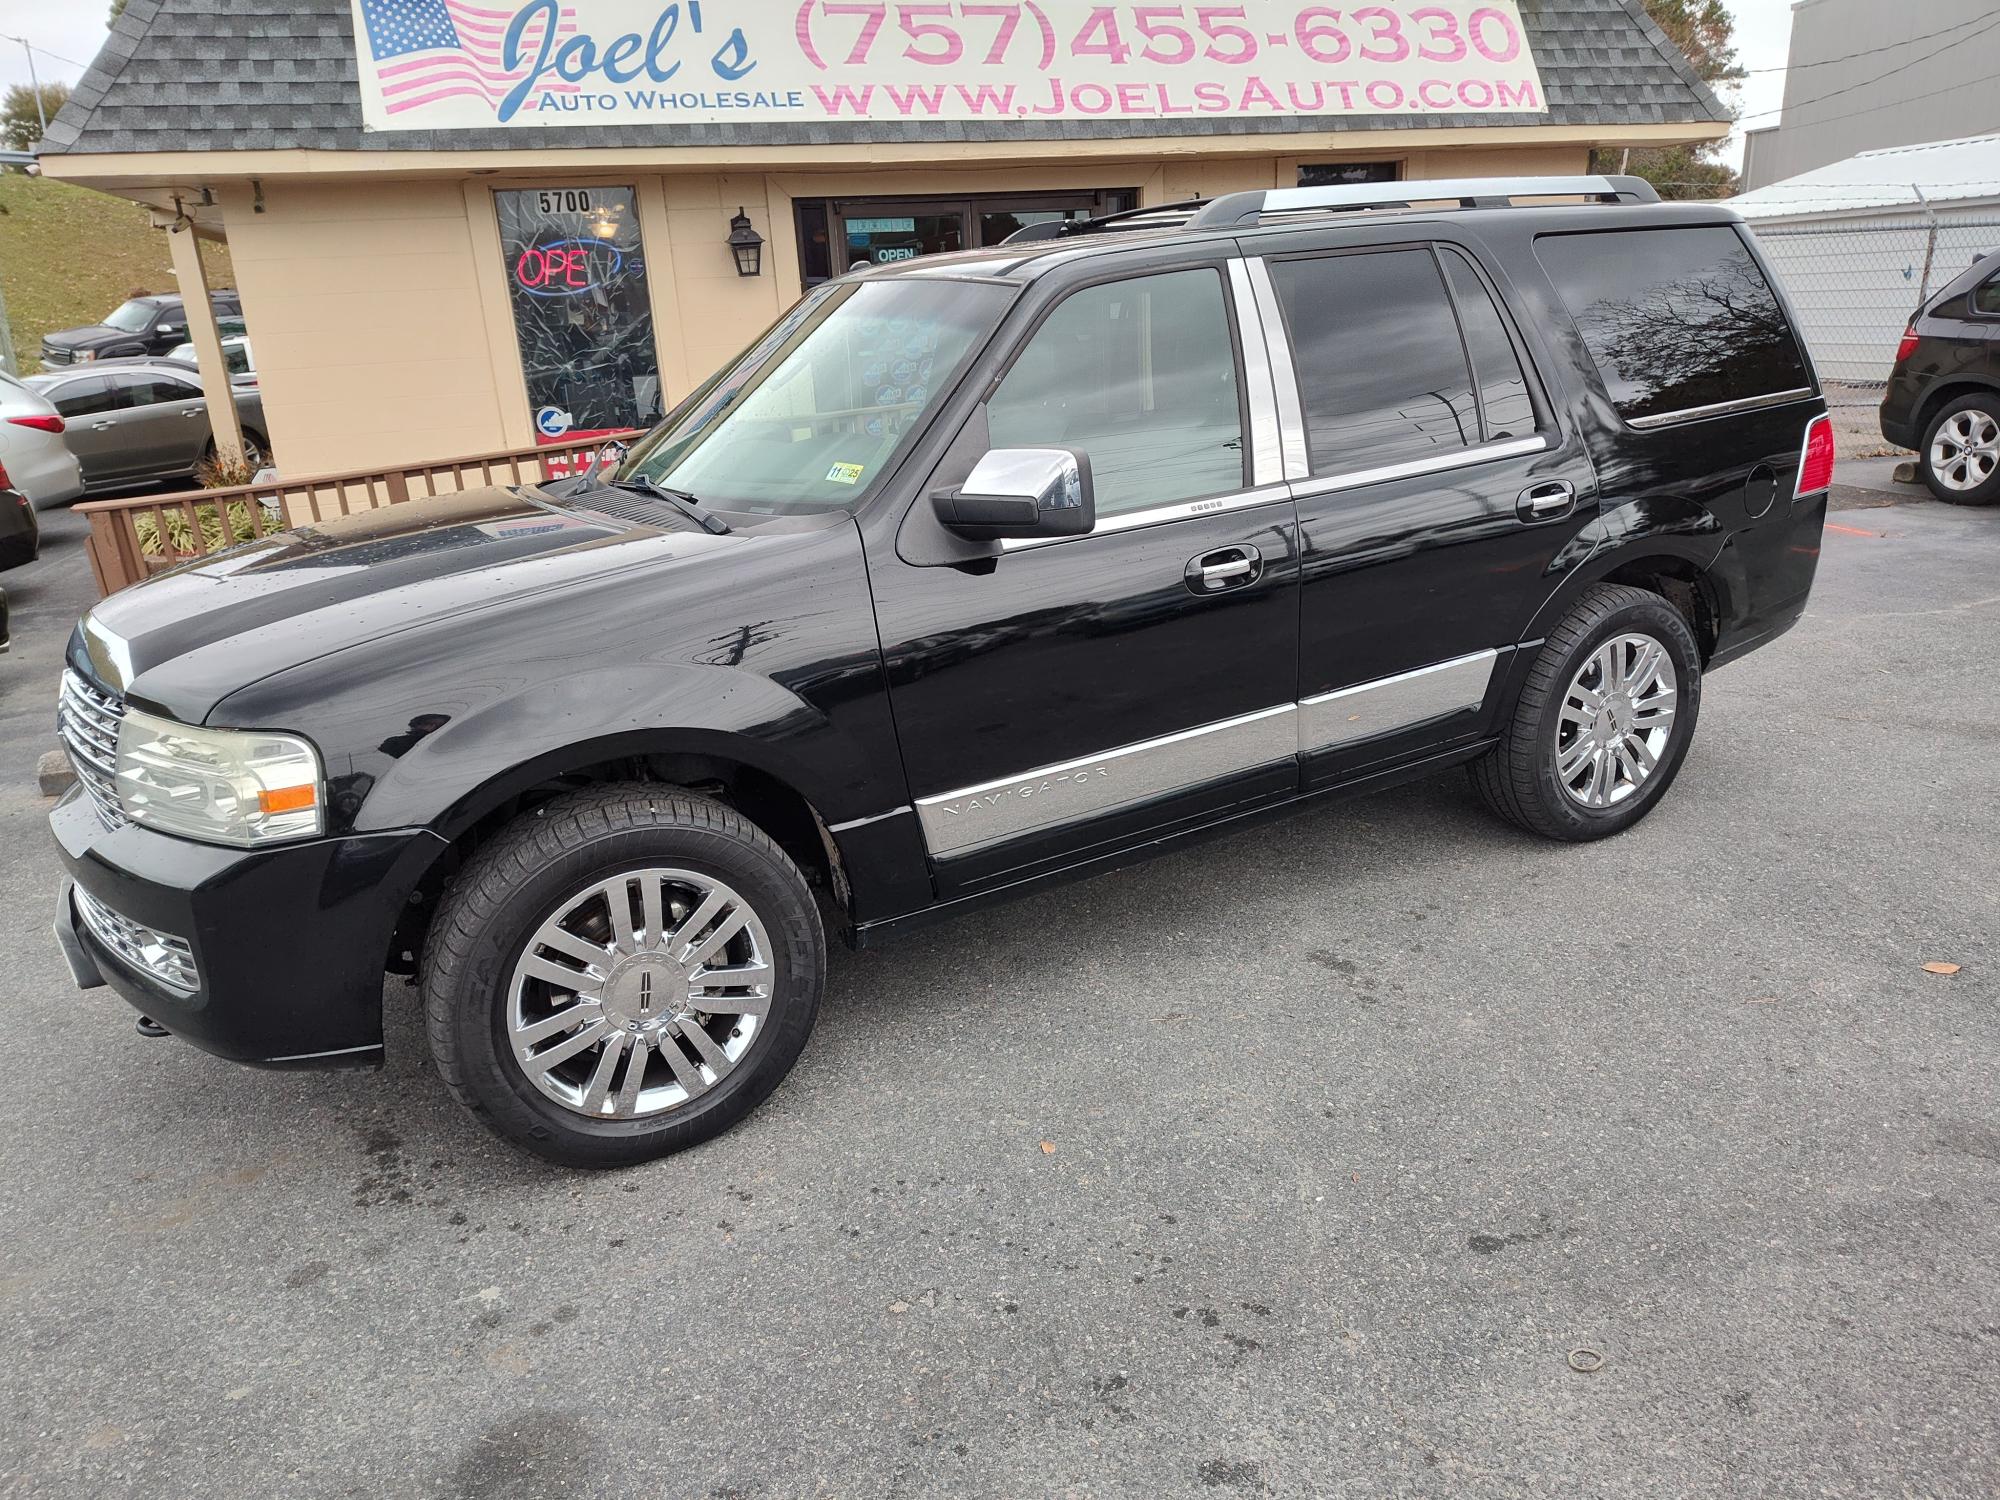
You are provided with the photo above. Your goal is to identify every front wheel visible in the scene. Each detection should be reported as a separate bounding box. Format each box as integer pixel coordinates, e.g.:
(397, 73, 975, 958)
(1470, 584, 1702, 842)
(422, 785, 824, 1168)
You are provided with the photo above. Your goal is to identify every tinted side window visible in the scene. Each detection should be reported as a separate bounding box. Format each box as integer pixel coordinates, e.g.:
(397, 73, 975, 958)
(1269, 247, 1477, 474)
(47, 377, 123, 417)
(1536, 226, 1810, 423)
(1441, 250, 1537, 441)
(124, 373, 201, 406)
(987, 268, 1244, 517)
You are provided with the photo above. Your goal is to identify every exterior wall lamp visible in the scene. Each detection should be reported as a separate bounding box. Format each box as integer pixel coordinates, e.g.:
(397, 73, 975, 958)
(727, 208, 764, 277)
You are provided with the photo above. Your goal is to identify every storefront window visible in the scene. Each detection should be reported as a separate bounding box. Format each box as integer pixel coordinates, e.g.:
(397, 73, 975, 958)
(1297, 162, 1400, 187)
(495, 186, 663, 445)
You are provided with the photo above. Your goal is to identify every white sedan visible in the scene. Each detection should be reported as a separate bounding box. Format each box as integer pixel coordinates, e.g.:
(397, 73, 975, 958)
(0, 371, 85, 509)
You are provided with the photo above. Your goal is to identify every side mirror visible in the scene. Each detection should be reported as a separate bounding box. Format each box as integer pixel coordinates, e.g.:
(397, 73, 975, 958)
(931, 447, 1094, 542)
(156, 323, 180, 336)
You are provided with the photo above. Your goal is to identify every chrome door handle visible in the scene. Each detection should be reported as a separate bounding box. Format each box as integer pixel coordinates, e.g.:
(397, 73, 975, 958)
(90, 421, 116, 431)
(1186, 545, 1263, 595)
(1517, 481, 1574, 521)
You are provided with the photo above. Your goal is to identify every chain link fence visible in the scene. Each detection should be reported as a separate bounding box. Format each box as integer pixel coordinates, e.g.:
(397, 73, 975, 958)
(1713, 182, 2000, 454)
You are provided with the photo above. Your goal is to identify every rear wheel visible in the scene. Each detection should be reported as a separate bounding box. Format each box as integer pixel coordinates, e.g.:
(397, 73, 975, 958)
(1470, 584, 1702, 842)
(422, 785, 824, 1168)
(1920, 395, 2000, 506)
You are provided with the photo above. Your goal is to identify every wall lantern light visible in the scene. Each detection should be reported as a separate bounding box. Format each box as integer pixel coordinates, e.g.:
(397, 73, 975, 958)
(727, 208, 764, 277)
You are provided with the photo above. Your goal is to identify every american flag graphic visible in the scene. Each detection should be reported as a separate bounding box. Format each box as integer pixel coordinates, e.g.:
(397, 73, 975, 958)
(358, 0, 581, 117)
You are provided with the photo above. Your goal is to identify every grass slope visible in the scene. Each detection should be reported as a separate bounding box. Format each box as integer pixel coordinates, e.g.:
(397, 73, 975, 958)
(0, 173, 235, 371)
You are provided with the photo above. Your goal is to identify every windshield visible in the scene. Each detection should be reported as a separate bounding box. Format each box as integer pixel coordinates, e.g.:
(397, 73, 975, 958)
(616, 277, 1012, 514)
(102, 300, 158, 333)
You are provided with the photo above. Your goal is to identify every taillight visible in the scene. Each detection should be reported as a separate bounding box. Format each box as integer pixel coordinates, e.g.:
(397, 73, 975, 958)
(1795, 413, 1836, 498)
(7, 414, 65, 434)
(0, 458, 12, 489)
(1894, 326, 1920, 365)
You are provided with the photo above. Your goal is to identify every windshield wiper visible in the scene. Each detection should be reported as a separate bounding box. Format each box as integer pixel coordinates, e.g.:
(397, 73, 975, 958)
(610, 475, 732, 535)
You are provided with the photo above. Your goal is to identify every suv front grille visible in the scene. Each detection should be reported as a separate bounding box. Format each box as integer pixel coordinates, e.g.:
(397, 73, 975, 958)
(58, 669, 128, 829)
(73, 885, 199, 994)
(39, 342, 72, 367)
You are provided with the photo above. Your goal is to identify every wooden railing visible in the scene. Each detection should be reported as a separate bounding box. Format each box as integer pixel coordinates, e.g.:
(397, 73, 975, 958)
(75, 432, 635, 596)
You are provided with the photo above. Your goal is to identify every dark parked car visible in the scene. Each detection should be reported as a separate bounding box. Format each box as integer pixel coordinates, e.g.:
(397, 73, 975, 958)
(51, 176, 1833, 1167)
(38, 292, 244, 369)
(1881, 247, 2000, 505)
(26, 363, 267, 493)
(0, 461, 38, 571)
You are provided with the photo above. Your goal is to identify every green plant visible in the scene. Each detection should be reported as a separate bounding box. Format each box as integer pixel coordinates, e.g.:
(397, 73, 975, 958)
(131, 501, 264, 557)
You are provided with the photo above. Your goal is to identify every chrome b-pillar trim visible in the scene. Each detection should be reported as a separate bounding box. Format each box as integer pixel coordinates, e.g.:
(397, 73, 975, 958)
(1225, 259, 1284, 487)
(1241, 258, 1310, 481)
(916, 703, 1296, 859)
(1299, 649, 1499, 753)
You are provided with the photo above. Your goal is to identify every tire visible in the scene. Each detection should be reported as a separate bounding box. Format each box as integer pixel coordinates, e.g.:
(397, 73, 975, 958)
(1470, 584, 1702, 842)
(422, 784, 824, 1168)
(200, 430, 267, 473)
(1919, 394, 2000, 506)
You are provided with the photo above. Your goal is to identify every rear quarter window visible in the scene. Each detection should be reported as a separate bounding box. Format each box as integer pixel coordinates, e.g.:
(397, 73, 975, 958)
(1974, 275, 2000, 316)
(1535, 225, 1811, 425)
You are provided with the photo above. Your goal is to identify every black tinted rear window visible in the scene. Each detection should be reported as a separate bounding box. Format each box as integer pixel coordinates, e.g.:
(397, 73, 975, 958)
(1535, 226, 1810, 423)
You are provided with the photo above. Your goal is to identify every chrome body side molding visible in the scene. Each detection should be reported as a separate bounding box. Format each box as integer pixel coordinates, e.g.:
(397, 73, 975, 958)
(1624, 387, 1816, 431)
(1290, 435, 1550, 500)
(915, 704, 1296, 858)
(1299, 650, 1499, 753)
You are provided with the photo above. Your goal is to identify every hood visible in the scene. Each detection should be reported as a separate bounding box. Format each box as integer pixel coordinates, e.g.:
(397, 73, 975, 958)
(72, 485, 745, 722)
(42, 325, 133, 351)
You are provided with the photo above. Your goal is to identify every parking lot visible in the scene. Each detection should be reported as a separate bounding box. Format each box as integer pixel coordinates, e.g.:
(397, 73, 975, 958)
(1, 477, 1995, 1498)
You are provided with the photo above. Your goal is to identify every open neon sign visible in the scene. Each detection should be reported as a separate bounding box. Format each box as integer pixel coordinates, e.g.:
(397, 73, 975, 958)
(513, 237, 626, 297)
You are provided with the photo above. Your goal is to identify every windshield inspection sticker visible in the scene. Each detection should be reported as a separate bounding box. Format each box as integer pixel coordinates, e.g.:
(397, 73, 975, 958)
(825, 462, 866, 485)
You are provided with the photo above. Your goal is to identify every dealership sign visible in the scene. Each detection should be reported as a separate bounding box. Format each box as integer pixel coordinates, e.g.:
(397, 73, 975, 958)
(352, 0, 1544, 129)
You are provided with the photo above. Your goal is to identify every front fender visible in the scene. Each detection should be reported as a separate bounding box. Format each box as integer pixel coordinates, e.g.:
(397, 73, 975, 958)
(358, 663, 835, 836)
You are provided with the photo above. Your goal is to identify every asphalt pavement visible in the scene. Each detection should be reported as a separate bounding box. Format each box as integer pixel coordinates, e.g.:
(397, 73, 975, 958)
(1, 478, 1995, 1498)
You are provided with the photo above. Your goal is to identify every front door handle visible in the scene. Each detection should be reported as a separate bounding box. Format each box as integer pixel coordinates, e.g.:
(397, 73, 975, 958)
(1517, 481, 1575, 521)
(90, 421, 116, 431)
(1186, 544, 1262, 595)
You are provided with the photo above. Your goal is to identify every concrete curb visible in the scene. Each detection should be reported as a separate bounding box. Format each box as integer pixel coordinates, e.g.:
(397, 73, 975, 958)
(37, 750, 76, 798)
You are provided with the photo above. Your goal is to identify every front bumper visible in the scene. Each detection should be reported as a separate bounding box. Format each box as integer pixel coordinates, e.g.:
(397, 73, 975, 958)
(49, 787, 445, 1068)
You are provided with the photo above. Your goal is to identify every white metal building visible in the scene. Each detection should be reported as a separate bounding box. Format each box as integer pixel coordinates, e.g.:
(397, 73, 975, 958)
(1730, 134, 2000, 385)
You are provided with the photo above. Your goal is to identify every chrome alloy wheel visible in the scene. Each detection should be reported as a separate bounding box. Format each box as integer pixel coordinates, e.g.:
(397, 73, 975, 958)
(1929, 408, 2000, 493)
(1555, 633, 1678, 809)
(507, 868, 773, 1120)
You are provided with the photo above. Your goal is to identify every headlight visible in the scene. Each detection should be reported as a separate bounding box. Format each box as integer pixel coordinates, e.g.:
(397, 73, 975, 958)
(114, 709, 323, 846)
(77, 349, 97, 362)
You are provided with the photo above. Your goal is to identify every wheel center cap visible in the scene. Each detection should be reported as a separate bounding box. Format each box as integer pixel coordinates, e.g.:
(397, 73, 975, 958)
(601, 955, 687, 1028)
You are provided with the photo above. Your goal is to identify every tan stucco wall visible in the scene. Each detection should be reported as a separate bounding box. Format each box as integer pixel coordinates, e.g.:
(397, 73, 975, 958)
(209, 141, 1592, 476)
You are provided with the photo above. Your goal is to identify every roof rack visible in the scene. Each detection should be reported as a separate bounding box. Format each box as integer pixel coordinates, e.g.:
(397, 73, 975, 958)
(1183, 175, 1660, 230)
(1001, 199, 1211, 244)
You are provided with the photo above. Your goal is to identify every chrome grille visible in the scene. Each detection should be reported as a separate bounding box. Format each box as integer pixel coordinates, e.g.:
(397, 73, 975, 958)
(73, 885, 199, 994)
(58, 669, 128, 829)
(39, 342, 72, 367)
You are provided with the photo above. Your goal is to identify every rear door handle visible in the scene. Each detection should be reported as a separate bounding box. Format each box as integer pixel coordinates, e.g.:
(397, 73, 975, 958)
(90, 421, 116, 431)
(1516, 481, 1575, 521)
(1186, 544, 1262, 595)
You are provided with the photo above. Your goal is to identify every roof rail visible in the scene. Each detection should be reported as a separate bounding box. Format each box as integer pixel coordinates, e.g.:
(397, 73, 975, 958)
(1184, 175, 1661, 230)
(1000, 199, 1211, 244)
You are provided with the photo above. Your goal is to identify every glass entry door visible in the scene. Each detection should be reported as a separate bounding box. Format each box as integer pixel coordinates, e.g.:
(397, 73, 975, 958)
(837, 205, 968, 272)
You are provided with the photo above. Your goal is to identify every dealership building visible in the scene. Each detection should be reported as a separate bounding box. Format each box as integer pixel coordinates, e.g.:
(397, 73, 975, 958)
(42, 0, 1728, 477)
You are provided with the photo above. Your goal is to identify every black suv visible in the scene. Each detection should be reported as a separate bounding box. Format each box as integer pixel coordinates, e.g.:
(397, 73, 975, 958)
(1880, 248, 2000, 506)
(38, 292, 244, 369)
(51, 177, 1833, 1167)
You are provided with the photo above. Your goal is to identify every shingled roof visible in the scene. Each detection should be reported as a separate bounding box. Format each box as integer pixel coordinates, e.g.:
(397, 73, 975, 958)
(43, 0, 1728, 157)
